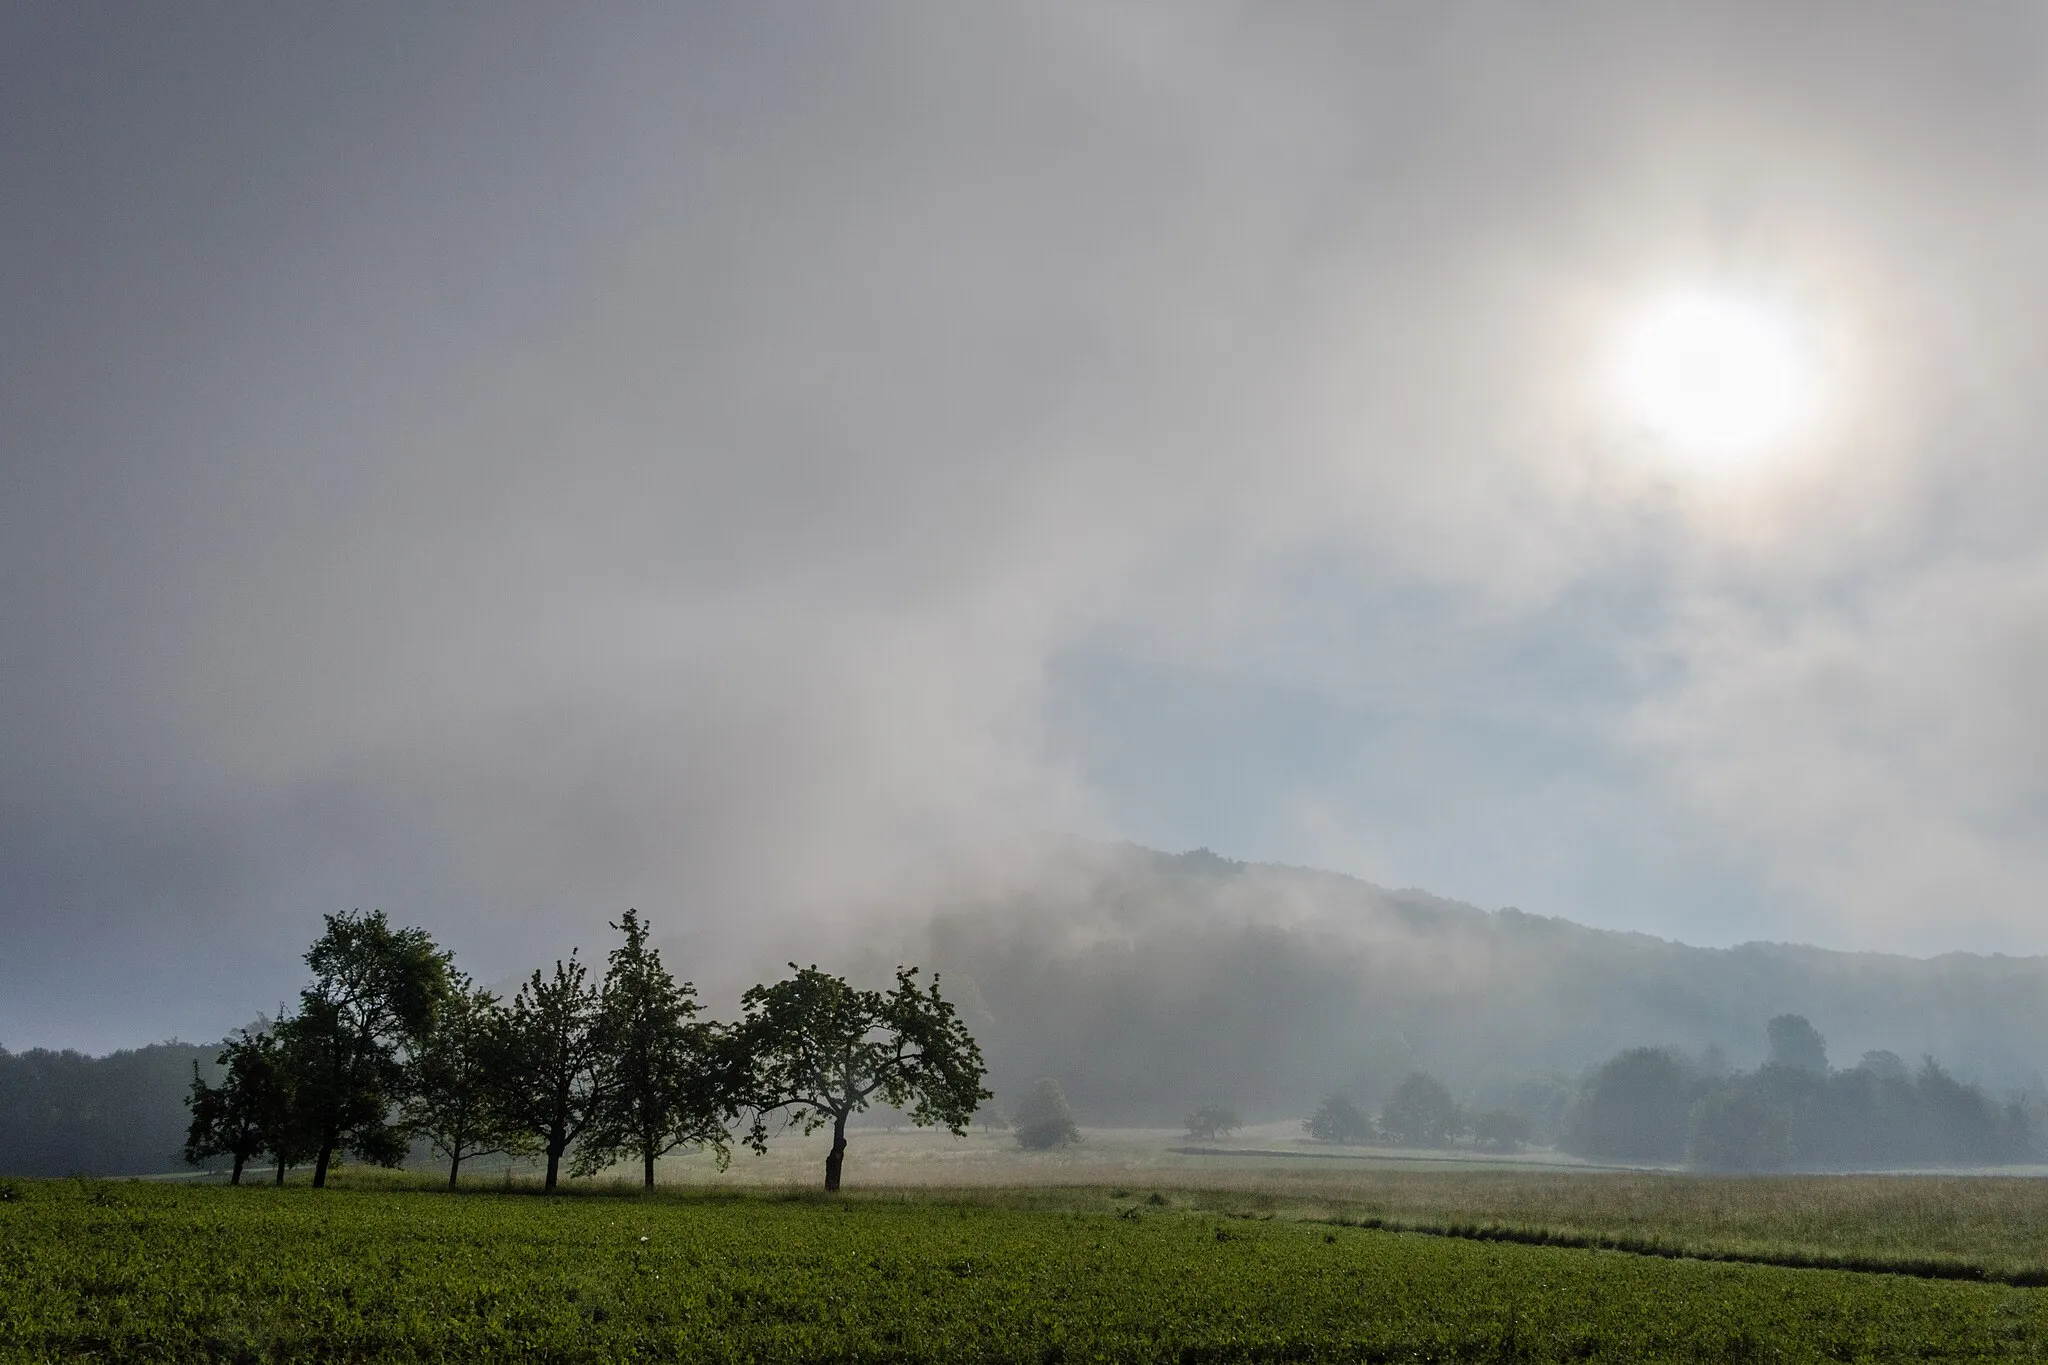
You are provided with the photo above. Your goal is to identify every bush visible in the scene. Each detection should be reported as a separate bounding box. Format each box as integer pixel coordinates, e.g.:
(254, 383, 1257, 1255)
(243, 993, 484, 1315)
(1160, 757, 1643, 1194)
(1380, 1072, 1460, 1148)
(1183, 1104, 1241, 1141)
(1303, 1092, 1373, 1145)
(1013, 1078, 1080, 1150)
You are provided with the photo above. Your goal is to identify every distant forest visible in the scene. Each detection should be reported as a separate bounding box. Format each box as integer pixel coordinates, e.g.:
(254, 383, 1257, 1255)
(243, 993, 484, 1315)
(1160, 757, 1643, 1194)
(0, 1042, 223, 1177)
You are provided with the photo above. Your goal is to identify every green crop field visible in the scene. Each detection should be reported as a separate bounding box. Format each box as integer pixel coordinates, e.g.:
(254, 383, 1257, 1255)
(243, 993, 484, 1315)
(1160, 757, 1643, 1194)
(10, 1175, 2048, 1362)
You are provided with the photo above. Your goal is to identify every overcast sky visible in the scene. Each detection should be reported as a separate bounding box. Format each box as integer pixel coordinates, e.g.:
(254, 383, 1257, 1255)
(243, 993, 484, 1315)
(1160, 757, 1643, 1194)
(7, 4, 2048, 1051)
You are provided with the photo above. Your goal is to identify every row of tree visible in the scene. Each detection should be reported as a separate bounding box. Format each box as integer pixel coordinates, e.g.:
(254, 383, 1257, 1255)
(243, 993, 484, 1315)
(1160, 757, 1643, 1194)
(185, 910, 989, 1192)
(1303, 1073, 1534, 1153)
(1564, 1015, 2034, 1170)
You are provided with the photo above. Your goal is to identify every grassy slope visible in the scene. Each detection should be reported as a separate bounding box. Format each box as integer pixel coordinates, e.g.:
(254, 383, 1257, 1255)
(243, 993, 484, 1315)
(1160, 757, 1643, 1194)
(7, 1178, 2048, 1362)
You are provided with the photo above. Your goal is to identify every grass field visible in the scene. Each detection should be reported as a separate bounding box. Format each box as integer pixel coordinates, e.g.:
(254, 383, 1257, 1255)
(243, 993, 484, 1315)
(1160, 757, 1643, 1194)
(12, 1166, 2048, 1361)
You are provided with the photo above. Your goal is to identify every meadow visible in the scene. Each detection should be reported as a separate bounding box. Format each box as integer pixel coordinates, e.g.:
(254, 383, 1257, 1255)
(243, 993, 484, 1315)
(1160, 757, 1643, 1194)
(13, 1151, 2048, 1362)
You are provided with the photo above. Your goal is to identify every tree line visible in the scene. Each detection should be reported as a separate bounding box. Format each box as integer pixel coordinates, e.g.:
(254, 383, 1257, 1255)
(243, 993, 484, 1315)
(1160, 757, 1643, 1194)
(1292, 1013, 2035, 1171)
(1561, 1014, 2033, 1170)
(1303, 1073, 1535, 1153)
(184, 909, 989, 1192)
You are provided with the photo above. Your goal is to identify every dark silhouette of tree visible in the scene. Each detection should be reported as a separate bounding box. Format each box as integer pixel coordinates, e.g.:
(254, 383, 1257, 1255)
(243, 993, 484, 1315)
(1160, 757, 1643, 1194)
(1563, 1047, 1692, 1162)
(576, 910, 735, 1188)
(1380, 1071, 1461, 1147)
(404, 972, 520, 1188)
(1688, 1087, 1792, 1171)
(500, 953, 607, 1191)
(1183, 1103, 1241, 1142)
(289, 911, 451, 1188)
(1303, 1092, 1373, 1144)
(735, 964, 989, 1192)
(184, 1028, 292, 1185)
(1014, 1078, 1081, 1149)
(1767, 1014, 1828, 1073)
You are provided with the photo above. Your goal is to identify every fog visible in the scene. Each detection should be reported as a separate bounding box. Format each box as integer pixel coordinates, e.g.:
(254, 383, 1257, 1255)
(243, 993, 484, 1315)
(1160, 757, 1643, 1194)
(7, 5, 2048, 1054)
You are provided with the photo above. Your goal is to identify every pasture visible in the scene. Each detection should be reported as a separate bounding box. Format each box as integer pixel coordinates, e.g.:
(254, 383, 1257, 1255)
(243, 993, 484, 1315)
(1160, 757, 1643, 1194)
(12, 1151, 2048, 1361)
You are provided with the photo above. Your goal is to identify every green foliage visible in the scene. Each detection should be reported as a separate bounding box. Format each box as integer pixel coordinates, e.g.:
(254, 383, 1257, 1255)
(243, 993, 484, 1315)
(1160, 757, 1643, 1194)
(1688, 1052, 2030, 1171)
(1768, 1012, 1829, 1073)
(736, 964, 990, 1190)
(291, 910, 453, 1187)
(499, 953, 607, 1191)
(403, 973, 521, 1188)
(1302, 1091, 1373, 1144)
(1182, 1103, 1240, 1141)
(575, 910, 734, 1186)
(184, 1028, 305, 1185)
(12, 1180, 2048, 1360)
(1564, 1047, 1693, 1161)
(1380, 1071, 1461, 1147)
(1013, 1078, 1080, 1149)
(1, 1041, 224, 1178)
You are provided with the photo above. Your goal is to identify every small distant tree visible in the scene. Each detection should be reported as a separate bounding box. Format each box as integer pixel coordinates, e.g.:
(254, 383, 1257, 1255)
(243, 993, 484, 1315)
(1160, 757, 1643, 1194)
(1470, 1108, 1535, 1154)
(1184, 1104, 1241, 1142)
(185, 1028, 292, 1185)
(1380, 1072, 1461, 1148)
(404, 972, 520, 1188)
(500, 954, 608, 1191)
(575, 910, 735, 1188)
(288, 910, 452, 1187)
(1014, 1078, 1080, 1150)
(1767, 1015, 1828, 1074)
(736, 964, 989, 1192)
(1303, 1092, 1373, 1145)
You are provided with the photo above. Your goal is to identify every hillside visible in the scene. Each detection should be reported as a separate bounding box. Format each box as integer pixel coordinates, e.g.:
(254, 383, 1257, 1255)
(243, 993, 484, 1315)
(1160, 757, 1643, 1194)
(920, 844, 2048, 1125)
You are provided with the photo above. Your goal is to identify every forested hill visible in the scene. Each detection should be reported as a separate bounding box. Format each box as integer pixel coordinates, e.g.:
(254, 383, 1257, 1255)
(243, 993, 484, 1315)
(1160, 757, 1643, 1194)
(0, 1042, 223, 1177)
(921, 844, 2048, 1125)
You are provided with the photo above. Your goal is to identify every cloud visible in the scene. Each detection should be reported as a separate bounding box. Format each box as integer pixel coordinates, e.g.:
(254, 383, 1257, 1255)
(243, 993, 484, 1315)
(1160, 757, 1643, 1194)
(6, 3, 2048, 1048)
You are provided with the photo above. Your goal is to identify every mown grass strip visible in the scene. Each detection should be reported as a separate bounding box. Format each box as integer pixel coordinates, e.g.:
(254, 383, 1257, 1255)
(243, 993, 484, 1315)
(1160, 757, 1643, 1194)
(1322, 1213, 2048, 1286)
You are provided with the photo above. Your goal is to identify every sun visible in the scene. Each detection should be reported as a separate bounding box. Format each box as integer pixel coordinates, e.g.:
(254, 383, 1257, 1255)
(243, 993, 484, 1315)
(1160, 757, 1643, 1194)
(1610, 291, 1816, 463)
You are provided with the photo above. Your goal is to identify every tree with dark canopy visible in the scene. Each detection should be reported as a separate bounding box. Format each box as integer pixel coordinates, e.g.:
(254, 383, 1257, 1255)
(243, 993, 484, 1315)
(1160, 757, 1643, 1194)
(1380, 1071, 1461, 1147)
(184, 1027, 295, 1185)
(1767, 1014, 1828, 1074)
(290, 910, 452, 1187)
(575, 910, 735, 1187)
(500, 953, 608, 1190)
(403, 971, 520, 1188)
(735, 964, 989, 1192)
(1563, 1047, 1693, 1162)
(1183, 1103, 1241, 1142)
(1303, 1092, 1373, 1144)
(1014, 1077, 1081, 1149)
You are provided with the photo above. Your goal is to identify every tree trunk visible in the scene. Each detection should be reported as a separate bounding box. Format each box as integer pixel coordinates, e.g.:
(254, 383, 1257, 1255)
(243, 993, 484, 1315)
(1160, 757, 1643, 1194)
(312, 1142, 333, 1189)
(230, 1153, 245, 1186)
(274, 1152, 288, 1186)
(545, 1142, 562, 1191)
(824, 1113, 848, 1193)
(643, 1146, 655, 1190)
(448, 1152, 462, 1189)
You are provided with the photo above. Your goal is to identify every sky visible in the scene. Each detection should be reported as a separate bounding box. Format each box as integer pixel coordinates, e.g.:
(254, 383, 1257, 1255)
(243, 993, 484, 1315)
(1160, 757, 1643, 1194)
(6, 3, 2048, 1052)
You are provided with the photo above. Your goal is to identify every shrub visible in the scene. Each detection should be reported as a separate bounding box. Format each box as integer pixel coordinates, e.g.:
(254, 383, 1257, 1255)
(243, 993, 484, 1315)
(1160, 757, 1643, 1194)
(1013, 1079, 1080, 1150)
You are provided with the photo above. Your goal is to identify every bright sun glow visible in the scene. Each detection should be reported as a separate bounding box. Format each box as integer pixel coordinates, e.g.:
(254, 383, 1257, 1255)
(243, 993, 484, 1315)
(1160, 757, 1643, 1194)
(1611, 292, 1815, 462)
